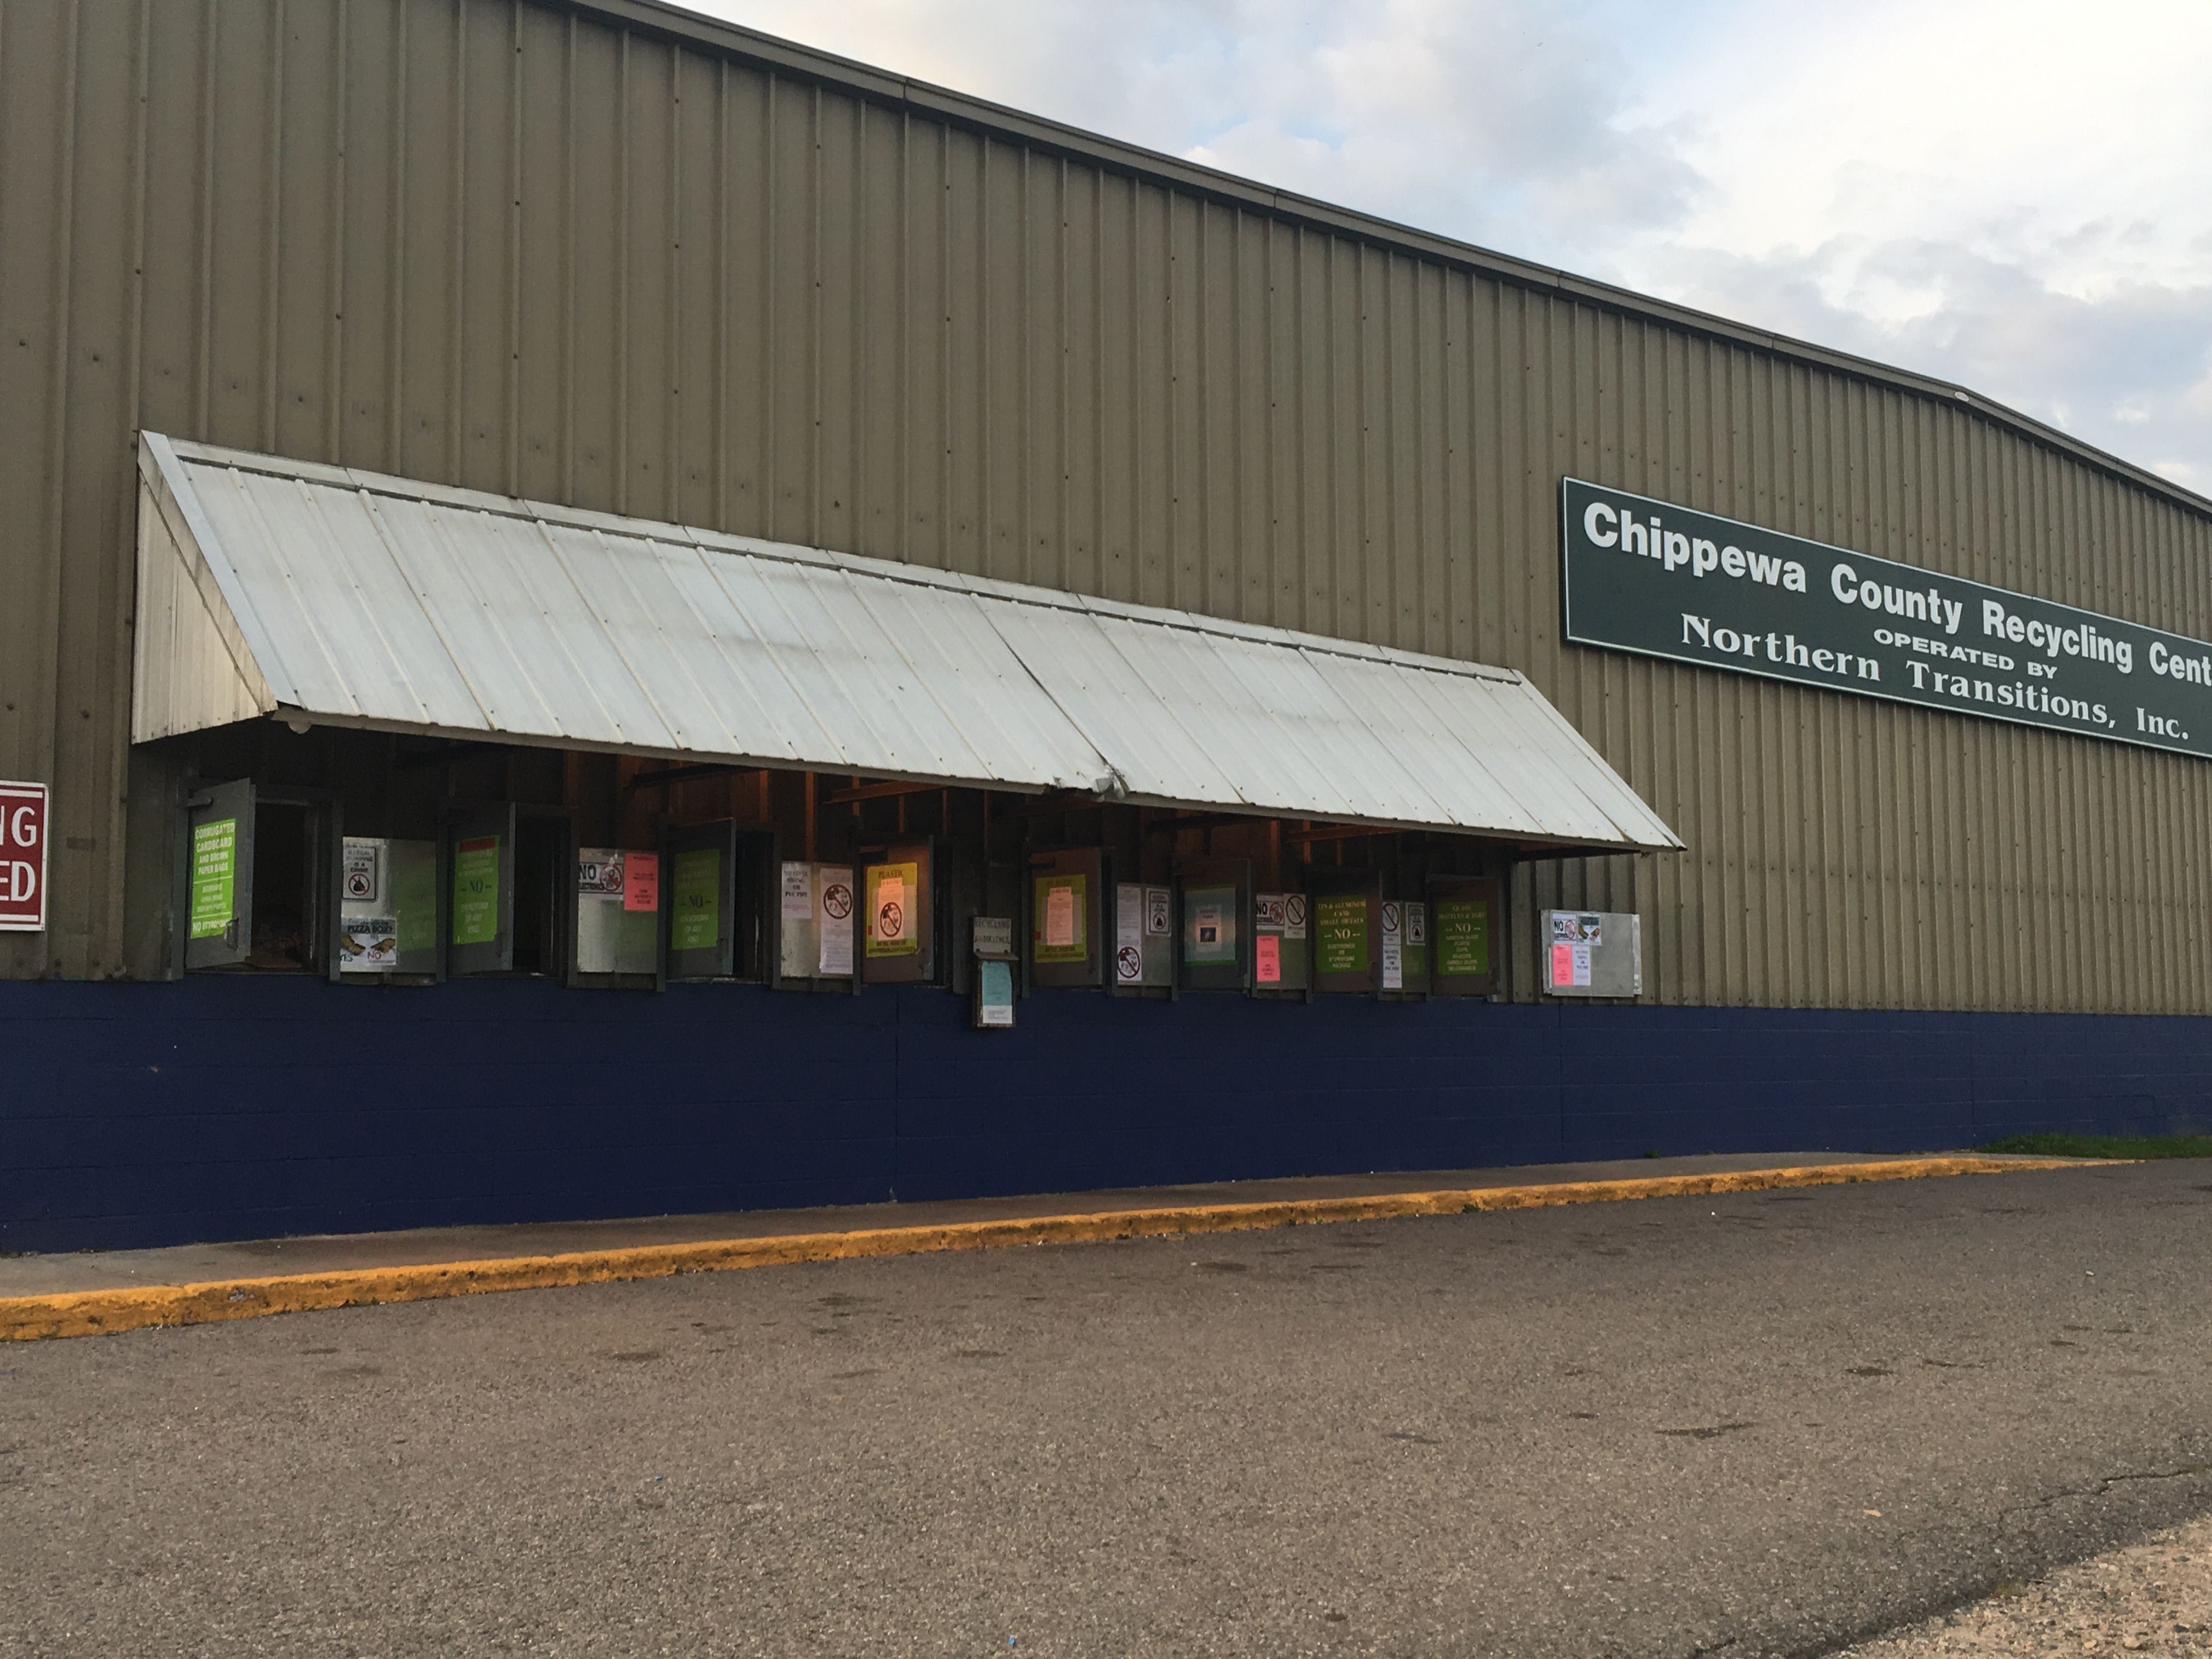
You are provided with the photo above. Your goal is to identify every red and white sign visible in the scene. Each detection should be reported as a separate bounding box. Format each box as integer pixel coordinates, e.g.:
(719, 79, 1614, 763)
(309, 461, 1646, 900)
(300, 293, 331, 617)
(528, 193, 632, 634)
(0, 781, 48, 931)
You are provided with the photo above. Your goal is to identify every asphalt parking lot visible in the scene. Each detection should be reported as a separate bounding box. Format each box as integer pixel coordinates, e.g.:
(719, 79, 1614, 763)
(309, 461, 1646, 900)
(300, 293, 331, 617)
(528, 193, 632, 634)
(3, 1160, 2209, 1658)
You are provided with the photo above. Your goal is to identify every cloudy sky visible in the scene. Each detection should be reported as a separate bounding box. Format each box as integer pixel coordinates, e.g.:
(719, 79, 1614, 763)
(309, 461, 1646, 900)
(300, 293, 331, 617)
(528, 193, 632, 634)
(683, 0, 2212, 495)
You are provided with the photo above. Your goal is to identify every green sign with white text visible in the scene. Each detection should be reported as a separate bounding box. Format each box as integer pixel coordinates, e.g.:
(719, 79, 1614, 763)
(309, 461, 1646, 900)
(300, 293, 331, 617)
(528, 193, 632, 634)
(672, 848, 721, 953)
(1563, 477, 2212, 758)
(1314, 894, 1368, 976)
(189, 819, 236, 940)
(452, 836, 500, 946)
(1435, 899, 1489, 978)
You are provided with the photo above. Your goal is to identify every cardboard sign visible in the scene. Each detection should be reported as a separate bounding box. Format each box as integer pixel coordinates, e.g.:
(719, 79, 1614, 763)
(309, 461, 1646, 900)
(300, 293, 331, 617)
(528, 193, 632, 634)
(1, 781, 49, 932)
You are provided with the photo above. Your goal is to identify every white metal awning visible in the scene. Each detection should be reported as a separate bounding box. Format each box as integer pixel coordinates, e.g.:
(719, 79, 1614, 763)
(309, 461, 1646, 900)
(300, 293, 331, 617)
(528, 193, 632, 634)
(132, 433, 1680, 852)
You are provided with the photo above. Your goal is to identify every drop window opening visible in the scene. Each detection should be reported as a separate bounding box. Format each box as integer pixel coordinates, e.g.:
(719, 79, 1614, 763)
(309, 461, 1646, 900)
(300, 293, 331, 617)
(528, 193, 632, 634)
(247, 800, 318, 971)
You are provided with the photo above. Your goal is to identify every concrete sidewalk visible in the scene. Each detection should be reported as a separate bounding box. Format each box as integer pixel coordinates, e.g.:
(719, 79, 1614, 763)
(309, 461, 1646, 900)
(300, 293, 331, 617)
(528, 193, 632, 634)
(1, 1148, 1977, 1300)
(0, 1149, 2097, 1346)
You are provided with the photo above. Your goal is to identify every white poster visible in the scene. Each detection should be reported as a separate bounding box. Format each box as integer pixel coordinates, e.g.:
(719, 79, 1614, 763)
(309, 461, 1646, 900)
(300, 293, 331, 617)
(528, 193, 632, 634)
(577, 847, 625, 896)
(338, 917, 399, 972)
(1551, 911, 1602, 947)
(1283, 893, 1307, 940)
(875, 871, 909, 945)
(341, 837, 384, 904)
(1044, 882, 1077, 949)
(1115, 884, 1144, 984)
(816, 866, 855, 975)
(1571, 943, 1594, 986)
(780, 861, 814, 921)
(1380, 900, 1403, 991)
(1144, 887, 1171, 936)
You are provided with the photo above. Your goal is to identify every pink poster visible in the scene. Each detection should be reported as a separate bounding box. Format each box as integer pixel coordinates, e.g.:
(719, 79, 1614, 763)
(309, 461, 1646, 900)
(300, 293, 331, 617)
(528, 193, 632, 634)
(624, 853, 661, 912)
(1551, 941, 1574, 987)
(1256, 934, 1281, 984)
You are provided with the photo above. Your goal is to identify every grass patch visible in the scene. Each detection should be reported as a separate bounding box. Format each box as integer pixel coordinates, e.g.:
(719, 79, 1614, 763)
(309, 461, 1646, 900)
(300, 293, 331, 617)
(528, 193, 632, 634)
(1980, 1131, 2212, 1160)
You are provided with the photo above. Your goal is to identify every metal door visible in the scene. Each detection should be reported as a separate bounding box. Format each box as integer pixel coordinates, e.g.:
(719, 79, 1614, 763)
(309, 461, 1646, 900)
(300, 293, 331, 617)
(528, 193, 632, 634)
(860, 839, 935, 985)
(664, 820, 737, 981)
(445, 803, 516, 975)
(1176, 856, 1250, 993)
(1307, 867, 1382, 995)
(1030, 847, 1103, 989)
(1427, 878, 1499, 997)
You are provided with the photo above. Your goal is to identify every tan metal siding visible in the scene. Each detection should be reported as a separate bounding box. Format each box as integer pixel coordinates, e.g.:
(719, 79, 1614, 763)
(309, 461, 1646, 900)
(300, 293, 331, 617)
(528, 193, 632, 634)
(8, 0, 2212, 1008)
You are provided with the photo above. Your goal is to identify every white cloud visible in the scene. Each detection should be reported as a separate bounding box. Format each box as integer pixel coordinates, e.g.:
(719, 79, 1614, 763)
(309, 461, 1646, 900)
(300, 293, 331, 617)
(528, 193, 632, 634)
(680, 0, 2212, 491)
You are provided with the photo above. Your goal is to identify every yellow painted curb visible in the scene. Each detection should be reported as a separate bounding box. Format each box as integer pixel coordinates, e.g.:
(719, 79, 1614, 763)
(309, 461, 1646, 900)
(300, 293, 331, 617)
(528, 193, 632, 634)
(0, 1155, 2095, 1342)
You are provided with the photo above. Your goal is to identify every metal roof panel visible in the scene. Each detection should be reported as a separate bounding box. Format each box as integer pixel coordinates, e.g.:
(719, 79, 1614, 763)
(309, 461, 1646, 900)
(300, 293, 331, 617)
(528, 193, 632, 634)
(134, 435, 1678, 851)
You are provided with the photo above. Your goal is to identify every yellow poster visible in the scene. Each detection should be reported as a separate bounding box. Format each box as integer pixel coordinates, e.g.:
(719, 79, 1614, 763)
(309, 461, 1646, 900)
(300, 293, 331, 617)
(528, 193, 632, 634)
(867, 861, 920, 957)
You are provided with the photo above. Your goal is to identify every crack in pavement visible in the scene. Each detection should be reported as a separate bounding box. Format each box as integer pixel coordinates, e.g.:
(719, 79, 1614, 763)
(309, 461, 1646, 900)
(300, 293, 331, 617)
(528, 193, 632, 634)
(1997, 1461, 2212, 1532)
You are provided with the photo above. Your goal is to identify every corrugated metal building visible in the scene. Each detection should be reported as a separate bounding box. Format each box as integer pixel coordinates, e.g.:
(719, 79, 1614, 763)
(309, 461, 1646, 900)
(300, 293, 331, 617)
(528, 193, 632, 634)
(5, 0, 2210, 1250)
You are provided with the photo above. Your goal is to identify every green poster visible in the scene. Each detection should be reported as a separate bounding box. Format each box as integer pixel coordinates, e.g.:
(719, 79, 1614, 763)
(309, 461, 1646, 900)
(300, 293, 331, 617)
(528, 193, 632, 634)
(1032, 873, 1088, 964)
(394, 843, 437, 955)
(188, 819, 237, 940)
(452, 836, 501, 946)
(866, 860, 921, 957)
(1314, 893, 1369, 975)
(1435, 898, 1490, 977)
(672, 848, 721, 953)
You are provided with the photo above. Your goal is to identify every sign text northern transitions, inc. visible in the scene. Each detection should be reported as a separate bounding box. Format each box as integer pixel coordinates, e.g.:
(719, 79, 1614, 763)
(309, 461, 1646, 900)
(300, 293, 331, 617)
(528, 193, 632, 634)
(1561, 478, 2212, 758)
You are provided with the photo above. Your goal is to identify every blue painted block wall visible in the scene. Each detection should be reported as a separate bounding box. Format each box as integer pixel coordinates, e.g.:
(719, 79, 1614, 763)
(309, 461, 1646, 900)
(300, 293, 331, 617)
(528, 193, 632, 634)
(2, 976, 2206, 1252)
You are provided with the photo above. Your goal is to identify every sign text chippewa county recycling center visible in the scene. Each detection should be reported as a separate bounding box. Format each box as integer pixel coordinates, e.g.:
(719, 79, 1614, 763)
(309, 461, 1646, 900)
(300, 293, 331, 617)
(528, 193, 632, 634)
(1562, 477, 2212, 759)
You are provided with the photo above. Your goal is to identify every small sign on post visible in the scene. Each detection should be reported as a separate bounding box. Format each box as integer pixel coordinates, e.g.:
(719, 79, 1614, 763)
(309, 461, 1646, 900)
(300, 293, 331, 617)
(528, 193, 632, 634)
(1, 781, 49, 932)
(972, 914, 1016, 1029)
